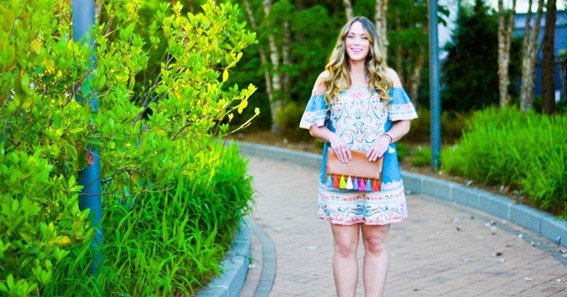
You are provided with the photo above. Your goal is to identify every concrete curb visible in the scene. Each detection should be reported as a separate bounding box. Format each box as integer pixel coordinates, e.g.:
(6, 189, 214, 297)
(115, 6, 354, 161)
(237, 141, 567, 248)
(247, 218, 276, 297)
(197, 221, 251, 297)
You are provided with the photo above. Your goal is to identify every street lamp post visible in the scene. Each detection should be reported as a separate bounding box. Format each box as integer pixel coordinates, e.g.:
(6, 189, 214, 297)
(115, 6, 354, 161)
(429, 0, 441, 171)
(72, 0, 103, 275)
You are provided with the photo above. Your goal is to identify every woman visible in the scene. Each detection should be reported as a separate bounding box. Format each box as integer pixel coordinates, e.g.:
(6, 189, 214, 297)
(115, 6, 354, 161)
(299, 16, 417, 297)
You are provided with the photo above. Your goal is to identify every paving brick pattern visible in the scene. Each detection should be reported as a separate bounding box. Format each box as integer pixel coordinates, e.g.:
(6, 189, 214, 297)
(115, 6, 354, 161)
(241, 156, 567, 297)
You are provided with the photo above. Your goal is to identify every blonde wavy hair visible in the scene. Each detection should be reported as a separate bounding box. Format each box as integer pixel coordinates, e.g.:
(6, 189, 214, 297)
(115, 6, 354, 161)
(323, 16, 391, 104)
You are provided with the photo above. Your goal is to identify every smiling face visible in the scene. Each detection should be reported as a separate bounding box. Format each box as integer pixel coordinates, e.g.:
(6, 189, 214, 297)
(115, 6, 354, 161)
(345, 21, 371, 63)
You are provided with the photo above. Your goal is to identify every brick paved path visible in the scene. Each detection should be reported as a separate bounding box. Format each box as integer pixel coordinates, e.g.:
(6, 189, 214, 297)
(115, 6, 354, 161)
(239, 156, 567, 297)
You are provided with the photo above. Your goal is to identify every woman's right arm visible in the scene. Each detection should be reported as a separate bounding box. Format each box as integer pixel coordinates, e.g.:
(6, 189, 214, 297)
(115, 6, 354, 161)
(310, 125, 351, 163)
(300, 71, 351, 162)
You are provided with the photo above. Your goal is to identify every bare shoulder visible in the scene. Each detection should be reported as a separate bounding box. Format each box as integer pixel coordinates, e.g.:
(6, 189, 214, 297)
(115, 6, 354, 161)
(312, 71, 330, 95)
(384, 67, 402, 88)
(316, 71, 330, 83)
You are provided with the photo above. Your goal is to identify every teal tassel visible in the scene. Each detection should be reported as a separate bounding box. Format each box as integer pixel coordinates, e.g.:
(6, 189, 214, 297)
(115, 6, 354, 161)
(366, 179, 372, 192)
(326, 175, 333, 187)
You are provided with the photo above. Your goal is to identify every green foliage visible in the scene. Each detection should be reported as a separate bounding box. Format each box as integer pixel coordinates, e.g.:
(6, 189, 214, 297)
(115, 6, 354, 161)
(275, 101, 309, 138)
(410, 146, 432, 167)
(1, 0, 257, 295)
(288, 5, 338, 100)
(43, 143, 253, 296)
(0, 0, 95, 294)
(442, 0, 499, 111)
(396, 142, 409, 162)
(232, 0, 450, 130)
(405, 107, 471, 144)
(442, 107, 567, 216)
(91, 0, 258, 196)
(0, 147, 93, 297)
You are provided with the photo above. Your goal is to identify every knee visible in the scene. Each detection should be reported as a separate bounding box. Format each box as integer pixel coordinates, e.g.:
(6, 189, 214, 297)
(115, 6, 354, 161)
(364, 236, 387, 256)
(334, 240, 358, 258)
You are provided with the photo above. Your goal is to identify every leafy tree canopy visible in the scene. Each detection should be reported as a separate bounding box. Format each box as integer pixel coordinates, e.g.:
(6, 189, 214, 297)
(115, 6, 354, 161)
(441, 0, 499, 111)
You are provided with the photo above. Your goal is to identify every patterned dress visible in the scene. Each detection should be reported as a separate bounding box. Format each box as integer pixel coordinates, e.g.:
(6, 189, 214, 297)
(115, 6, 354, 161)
(299, 86, 418, 225)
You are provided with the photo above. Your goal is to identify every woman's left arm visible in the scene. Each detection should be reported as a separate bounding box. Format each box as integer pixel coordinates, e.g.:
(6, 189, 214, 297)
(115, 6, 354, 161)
(367, 68, 413, 161)
(366, 120, 410, 161)
(383, 120, 410, 142)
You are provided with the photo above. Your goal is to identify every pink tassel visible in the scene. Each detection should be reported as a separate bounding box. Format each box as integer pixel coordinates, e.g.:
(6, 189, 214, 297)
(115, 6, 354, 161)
(358, 178, 366, 192)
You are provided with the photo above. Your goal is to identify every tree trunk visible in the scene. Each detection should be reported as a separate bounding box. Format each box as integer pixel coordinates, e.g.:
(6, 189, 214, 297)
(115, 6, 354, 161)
(408, 49, 424, 107)
(542, 0, 556, 114)
(374, 0, 389, 63)
(394, 12, 403, 82)
(497, 0, 516, 107)
(242, 0, 273, 104)
(263, 0, 283, 132)
(520, 0, 544, 111)
(395, 44, 403, 83)
(342, 0, 354, 20)
(282, 20, 291, 101)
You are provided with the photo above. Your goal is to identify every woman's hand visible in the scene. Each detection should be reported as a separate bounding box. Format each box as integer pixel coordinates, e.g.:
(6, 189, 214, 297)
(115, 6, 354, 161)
(329, 133, 351, 163)
(366, 134, 391, 161)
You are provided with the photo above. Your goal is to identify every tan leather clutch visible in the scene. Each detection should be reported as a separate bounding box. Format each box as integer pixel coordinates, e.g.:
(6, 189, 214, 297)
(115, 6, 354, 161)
(326, 149, 383, 191)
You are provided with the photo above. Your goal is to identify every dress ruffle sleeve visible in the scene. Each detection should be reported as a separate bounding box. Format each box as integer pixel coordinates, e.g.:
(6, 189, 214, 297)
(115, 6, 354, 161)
(388, 88, 418, 122)
(299, 93, 329, 129)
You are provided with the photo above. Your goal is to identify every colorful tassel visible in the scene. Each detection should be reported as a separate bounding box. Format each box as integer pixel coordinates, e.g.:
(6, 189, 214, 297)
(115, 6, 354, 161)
(333, 175, 339, 188)
(353, 177, 359, 191)
(326, 175, 333, 187)
(366, 179, 372, 192)
(359, 178, 366, 192)
(372, 179, 380, 191)
(339, 175, 346, 189)
(346, 176, 353, 189)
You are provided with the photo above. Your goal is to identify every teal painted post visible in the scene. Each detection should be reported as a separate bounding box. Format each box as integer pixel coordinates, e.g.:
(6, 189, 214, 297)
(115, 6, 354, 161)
(72, 0, 103, 275)
(428, 0, 441, 171)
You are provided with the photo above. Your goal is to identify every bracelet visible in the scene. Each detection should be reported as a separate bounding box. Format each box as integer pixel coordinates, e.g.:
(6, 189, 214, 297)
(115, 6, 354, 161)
(381, 133, 393, 143)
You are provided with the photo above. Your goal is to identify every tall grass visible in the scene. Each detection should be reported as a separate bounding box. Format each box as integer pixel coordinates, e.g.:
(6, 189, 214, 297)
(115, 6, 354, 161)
(442, 107, 566, 217)
(43, 143, 253, 296)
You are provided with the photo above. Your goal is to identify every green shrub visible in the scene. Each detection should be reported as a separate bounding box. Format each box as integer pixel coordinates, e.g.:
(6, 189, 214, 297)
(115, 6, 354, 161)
(410, 146, 431, 167)
(406, 107, 471, 143)
(42, 143, 253, 296)
(396, 142, 409, 162)
(406, 107, 431, 143)
(0, 0, 96, 294)
(1, 0, 257, 295)
(0, 148, 93, 296)
(275, 101, 314, 141)
(442, 107, 567, 217)
(275, 101, 305, 132)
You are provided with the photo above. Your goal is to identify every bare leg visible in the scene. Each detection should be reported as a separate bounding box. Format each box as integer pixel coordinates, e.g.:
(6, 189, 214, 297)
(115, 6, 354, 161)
(331, 223, 360, 297)
(361, 224, 390, 297)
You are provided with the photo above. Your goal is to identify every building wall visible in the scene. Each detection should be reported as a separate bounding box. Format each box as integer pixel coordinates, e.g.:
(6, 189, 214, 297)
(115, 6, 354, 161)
(514, 10, 566, 100)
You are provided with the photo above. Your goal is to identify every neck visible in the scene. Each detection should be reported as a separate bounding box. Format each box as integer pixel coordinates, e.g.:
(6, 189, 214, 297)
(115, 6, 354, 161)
(349, 59, 365, 73)
(349, 60, 367, 87)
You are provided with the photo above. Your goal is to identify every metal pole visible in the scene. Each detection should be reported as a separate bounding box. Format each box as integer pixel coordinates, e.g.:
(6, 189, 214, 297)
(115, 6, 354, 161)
(429, 0, 441, 171)
(72, 0, 103, 275)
